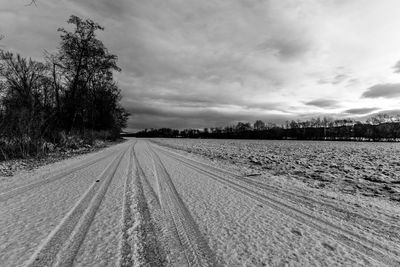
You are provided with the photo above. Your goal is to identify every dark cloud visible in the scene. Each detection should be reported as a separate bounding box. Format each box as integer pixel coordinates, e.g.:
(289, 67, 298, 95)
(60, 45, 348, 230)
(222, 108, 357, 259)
(255, 36, 311, 60)
(124, 100, 290, 131)
(305, 99, 339, 108)
(332, 74, 348, 84)
(122, 86, 286, 112)
(361, 83, 400, 98)
(317, 73, 349, 85)
(343, 107, 379, 115)
(346, 78, 359, 87)
(393, 60, 400, 73)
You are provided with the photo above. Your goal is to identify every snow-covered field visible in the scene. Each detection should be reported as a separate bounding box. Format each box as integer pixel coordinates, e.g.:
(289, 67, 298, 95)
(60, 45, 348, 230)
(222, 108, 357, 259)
(1, 138, 400, 266)
(152, 138, 400, 201)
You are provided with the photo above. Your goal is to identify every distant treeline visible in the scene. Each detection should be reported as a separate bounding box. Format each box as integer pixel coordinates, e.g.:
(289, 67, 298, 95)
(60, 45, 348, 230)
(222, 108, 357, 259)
(0, 16, 128, 159)
(132, 114, 400, 141)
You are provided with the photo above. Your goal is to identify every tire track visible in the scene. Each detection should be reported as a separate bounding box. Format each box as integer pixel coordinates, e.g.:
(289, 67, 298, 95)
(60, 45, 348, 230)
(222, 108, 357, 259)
(119, 145, 136, 267)
(0, 151, 116, 203)
(134, 146, 161, 207)
(147, 143, 217, 267)
(152, 143, 400, 266)
(25, 149, 126, 267)
(119, 143, 165, 267)
(134, 144, 166, 266)
(243, 174, 400, 241)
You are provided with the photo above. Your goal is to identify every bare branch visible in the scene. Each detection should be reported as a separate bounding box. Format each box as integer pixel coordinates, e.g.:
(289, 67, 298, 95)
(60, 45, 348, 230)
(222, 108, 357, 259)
(26, 0, 37, 7)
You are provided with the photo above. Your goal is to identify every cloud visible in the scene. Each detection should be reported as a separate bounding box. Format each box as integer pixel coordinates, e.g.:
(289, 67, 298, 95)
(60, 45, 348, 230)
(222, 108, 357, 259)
(305, 99, 339, 108)
(4, 1, 400, 130)
(255, 35, 312, 60)
(65, 0, 133, 20)
(124, 99, 291, 130)
(317, 73, 349, 85)
(393, 60, 400, 73)
(361, 83, 400, 98)
(332, 74, 348, 84)
(373, 109, 400, 116)
(346, 78, 359, 87)
(343, 107, 379, 115)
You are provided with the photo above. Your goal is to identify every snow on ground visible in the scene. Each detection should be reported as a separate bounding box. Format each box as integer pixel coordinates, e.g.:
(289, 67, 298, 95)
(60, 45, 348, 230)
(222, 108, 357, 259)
(149, 139, 400, 266)
(1, 138, 400, 266)
(151, 138, 400, 202)
(156, 150, 375, 266)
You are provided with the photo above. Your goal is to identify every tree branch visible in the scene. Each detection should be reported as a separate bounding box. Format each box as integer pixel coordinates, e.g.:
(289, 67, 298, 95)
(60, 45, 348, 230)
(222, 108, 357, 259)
(26, 0, 37, 7)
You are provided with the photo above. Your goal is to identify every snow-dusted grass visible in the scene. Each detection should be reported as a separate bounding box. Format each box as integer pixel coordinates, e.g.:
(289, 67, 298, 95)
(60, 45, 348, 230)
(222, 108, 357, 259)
(152, 138, 400, 202)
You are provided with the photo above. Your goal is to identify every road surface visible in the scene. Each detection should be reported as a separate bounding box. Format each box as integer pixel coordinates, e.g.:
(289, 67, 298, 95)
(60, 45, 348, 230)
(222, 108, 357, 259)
(1, 139, 400, 266)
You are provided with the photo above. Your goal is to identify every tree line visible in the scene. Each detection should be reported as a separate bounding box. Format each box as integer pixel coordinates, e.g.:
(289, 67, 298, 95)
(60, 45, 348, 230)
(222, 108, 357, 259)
(0, 15, 128, 159)
(132, 114, 400, 141)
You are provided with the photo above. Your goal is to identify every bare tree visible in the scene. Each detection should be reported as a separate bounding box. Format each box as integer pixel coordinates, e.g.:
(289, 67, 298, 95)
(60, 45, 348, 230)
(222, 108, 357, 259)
(0, 51, 49, 156)
(0, 14, 129, 159)
(254, 120, 265, 130)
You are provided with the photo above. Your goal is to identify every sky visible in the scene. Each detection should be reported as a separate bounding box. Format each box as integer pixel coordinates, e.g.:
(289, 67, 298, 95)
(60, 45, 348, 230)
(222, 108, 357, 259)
(1, 0, 400, 130)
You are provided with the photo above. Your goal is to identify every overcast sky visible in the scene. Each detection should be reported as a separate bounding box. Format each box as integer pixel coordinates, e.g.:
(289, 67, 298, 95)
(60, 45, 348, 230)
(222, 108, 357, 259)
(2, 0, 400, 130)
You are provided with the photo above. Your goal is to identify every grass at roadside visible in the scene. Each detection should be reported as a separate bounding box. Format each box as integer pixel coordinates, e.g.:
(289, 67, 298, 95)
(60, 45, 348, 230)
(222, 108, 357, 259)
(0, 138, 127, 177)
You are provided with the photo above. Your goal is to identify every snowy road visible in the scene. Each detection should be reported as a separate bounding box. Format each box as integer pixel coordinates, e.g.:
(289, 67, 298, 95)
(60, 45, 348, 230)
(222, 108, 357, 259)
(1, 139, 400, 266)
